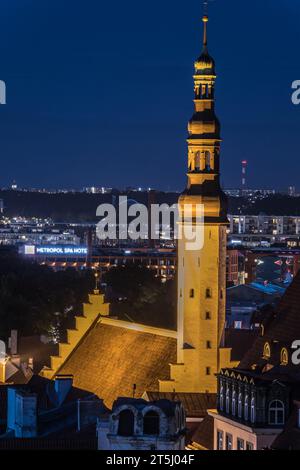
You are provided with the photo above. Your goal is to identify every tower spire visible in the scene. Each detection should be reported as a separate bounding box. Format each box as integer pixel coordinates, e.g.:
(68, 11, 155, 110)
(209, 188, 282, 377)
(203, 1, 209, 48)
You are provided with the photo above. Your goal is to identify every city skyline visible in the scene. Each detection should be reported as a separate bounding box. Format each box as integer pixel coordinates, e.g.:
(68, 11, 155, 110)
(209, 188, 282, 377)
(0, 1, 299, 191)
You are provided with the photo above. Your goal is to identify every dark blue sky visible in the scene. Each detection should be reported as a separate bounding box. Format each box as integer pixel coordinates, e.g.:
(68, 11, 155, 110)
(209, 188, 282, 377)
(0, 0, 299, 191)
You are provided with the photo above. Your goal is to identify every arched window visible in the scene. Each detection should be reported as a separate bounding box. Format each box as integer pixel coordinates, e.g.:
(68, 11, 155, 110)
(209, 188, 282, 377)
(143, 410, 160, 435)
(205, 151, 211, 170)
(269, 400, 285, 425)
(280, 348, 288, 366)
(244, 395, 249, 421)
(263, 342, 271, 359)
(118, 409, 135, 436)
(219, 384, 224, 411)
(226, 387, 230, 414)
(195, 152, 200, 171)
(251, 397, 256, 424)
(238, 393, 243, 418)
(232, 391, 237, 416)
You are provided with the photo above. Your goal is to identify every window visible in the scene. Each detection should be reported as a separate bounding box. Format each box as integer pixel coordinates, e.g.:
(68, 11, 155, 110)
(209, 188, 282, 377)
(232, 390, 236, 416)
(205, 311, 211, 320)
(246, 442, 254, 451)
(280, 348, 288, 366)
(206, 288, 212, 299)
(217, 430, 223, 450)
(238, 393, 242, 418)
(237, 438, 244, 451)
(244, 395, 249, 421)
(118, 409, 135, 436)
(206, 367, 211, 375)
(251, 397, 256, 424)
(219, 385, 224, 411)
(226, 388, 230, 414)
(205, 151, 211, 171)
(143, 410, 160, 435)
(269, 400, 285, 425)
(206, 341, 212, 349)
(263, 342, 271, 359)
(189, 289, 195, 298)
(225, 433, 233, 451)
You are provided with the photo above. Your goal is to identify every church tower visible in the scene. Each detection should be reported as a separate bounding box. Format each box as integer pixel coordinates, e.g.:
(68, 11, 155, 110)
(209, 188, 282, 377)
(160, 12, 237, 394)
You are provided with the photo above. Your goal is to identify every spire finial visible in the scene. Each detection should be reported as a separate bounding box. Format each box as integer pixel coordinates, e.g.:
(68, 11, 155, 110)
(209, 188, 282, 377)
(203, 1, 209, 47)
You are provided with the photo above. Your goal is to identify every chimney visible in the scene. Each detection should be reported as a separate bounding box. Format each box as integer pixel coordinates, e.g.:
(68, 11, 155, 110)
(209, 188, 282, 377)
(9, 330, 18, 356)
(0, 340, 6, 383)
(54, 374, 73, 406)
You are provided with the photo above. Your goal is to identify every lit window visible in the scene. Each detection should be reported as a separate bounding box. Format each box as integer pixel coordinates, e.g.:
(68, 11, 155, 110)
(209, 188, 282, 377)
(237, 438, 244, 450)
(263, 342, 271, 359)
(225, 433, 233, 451)
(226, 388, 230, 414)
(269, 400, 285, 425)
(232, 391, 237, 416)
(244, 395, 249, 421)
(217, 430, 223, 450)
(280, 348, 288, 366)
(250, 397, 256, 424)
(238, 393, 242, 418)
(219, 385, 224, 411)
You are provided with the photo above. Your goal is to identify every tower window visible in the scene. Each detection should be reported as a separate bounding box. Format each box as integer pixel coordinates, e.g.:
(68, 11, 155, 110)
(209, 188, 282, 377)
(189, 289, 195, 298)
(206, 367, 211, 376)
(206, 288, 212, 299)
(205, 312, 211, 320)
(206, 341, 212, 349)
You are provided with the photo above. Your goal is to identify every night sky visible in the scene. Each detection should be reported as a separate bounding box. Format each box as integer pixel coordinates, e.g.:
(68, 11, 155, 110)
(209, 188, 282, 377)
(0, 0, 299, 191)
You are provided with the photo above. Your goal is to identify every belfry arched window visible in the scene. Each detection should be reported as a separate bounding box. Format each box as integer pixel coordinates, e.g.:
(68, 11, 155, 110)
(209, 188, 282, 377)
(195, 152, 200, 171)
(205, 151, 211, 171)
(269, 400, 285, 425)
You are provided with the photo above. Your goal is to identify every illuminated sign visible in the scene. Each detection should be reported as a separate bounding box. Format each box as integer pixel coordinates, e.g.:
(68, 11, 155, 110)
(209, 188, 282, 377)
(24, 245, 88, 257)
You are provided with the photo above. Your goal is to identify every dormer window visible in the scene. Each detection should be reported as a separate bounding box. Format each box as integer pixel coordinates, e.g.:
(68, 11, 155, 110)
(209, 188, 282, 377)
(280, 348, 289, 366)
(263, 342, 271, 360)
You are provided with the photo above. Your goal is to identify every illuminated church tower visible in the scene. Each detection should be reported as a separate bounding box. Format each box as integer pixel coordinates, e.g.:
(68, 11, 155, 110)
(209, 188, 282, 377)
(160, 13, 237, 394)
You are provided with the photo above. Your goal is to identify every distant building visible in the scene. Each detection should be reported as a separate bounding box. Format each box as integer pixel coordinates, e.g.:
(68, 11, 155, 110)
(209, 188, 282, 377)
(97, 398, 186, 450)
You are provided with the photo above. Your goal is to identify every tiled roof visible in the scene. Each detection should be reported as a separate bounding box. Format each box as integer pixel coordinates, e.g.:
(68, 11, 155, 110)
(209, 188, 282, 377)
(224, 328, 259, 362)
(144, 391, 216, 418)
(58, 322, 177, 408)
(239, 271, 300, 370)
(188, 414, 214, 450)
